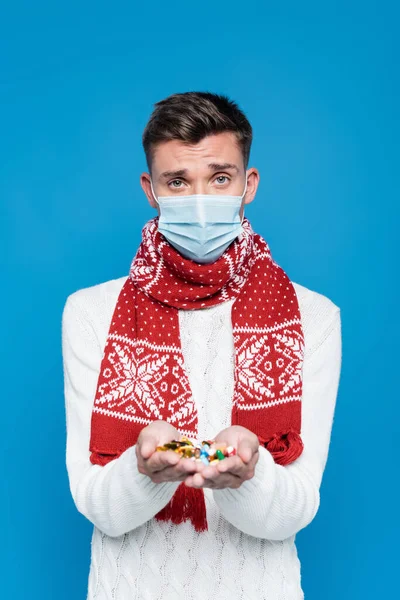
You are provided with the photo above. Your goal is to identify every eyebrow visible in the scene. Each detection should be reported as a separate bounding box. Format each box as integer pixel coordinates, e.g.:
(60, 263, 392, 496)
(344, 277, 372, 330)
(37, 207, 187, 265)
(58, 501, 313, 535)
(159, 169, 188, 180)
(207, 162, 239, 173)
(159, 163, 239, 181)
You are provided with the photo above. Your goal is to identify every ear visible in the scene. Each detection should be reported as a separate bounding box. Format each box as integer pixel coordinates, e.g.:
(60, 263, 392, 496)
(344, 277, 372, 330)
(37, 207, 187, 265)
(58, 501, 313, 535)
(140, 173, 158, 210)
(243, 167, 260, 206)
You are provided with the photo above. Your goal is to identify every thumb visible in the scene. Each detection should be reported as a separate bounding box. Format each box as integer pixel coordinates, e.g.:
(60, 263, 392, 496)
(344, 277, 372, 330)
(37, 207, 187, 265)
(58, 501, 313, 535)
(140, 434, 157, 459)
(237, 439, 253, 464)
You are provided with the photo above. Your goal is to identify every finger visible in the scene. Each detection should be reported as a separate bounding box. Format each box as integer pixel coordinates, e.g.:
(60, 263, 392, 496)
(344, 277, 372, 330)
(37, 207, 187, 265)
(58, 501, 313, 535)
(237, 444, 252, 464)
(139, 435, 158, 459)
(185, 474, 195, 487)
(237, 436, 259, 463)
(188, 472, 243, 489)
(193, 462, 241, 486)
(236, 451, 259, 481)
(166, 458, 200, 478)
(215, 456, 242, 474)
(152, 465, 194, 483)
(190, 472, 208, 488)
(146, 450, 181, 472)
(147, 453, 202, 476)
(178, 458, 203, 473)
(217, 452, 259, 478)
(198, 464, 220, 480)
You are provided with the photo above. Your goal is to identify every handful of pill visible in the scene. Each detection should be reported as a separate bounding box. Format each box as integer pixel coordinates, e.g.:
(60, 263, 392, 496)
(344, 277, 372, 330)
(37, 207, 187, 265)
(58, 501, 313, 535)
(156, 436, 236, 465)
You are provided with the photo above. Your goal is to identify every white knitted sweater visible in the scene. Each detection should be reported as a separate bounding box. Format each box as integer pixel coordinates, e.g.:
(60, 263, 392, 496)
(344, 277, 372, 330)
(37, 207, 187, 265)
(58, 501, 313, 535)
(61, 275, 342, 600)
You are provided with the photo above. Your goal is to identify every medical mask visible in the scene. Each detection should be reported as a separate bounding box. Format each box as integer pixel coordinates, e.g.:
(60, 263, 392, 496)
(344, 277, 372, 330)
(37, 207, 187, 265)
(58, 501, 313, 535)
(150, 178, 248, 264)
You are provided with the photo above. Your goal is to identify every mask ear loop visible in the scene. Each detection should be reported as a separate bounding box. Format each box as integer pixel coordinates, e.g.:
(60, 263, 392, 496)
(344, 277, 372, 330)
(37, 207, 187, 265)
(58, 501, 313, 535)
(240, 176, 248, 224)
(150, 179, 159, 205)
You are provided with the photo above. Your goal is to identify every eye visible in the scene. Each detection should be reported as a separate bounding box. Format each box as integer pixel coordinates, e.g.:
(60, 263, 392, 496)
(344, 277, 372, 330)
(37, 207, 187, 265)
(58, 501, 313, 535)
(215, 175, 229, 185)
(168, 179, 184, 188)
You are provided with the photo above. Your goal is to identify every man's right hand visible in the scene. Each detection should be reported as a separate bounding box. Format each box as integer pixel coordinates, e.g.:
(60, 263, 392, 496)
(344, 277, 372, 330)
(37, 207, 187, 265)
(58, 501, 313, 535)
(135, 420, 201, 484)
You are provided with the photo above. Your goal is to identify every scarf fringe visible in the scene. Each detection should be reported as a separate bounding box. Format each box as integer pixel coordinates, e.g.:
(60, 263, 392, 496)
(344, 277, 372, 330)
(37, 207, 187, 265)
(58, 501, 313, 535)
(155, 483, 208, 532)
(262, 428, 304, 465)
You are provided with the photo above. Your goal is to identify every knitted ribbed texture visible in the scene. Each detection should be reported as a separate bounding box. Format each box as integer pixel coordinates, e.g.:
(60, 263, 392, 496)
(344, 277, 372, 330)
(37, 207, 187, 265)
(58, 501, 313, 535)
(62, 275, 342, 600)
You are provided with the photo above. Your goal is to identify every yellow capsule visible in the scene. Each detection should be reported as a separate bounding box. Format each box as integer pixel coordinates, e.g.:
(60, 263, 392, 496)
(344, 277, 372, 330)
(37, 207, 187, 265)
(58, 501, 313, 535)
(179, 436, 193, 445)
(182, 448, 194, 458)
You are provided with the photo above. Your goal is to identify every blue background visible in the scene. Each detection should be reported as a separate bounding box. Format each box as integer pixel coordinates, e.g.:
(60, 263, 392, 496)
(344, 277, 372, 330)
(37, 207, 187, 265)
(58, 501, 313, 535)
(1, 1, 398, 598)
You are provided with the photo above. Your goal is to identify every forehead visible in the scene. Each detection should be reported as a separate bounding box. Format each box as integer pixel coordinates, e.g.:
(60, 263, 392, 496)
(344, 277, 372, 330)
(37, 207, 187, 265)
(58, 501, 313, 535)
(151, 132, 243, 175)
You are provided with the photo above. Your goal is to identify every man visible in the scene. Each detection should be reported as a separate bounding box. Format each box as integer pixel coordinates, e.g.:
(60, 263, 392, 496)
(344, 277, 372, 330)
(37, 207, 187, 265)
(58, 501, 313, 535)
(62, 91, 342, 599)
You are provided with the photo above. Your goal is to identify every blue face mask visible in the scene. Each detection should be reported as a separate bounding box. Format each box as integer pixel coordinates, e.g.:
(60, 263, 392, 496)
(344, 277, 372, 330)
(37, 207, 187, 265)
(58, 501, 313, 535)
(150, 178, 248, 264)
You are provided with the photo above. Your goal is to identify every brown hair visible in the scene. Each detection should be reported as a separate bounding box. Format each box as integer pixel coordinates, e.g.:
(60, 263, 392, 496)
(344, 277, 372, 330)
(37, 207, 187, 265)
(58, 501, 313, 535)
(142, 91, 253, 172)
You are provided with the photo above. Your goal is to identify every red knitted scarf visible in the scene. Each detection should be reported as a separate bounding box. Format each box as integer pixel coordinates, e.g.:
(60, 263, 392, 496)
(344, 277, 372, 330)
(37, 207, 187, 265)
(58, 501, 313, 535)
(89, 216, 304, 532)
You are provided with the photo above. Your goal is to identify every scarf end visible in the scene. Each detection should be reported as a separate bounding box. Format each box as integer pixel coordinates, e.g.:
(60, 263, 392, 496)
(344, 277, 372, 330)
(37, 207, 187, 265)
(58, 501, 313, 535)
(155, 482, 208, 532)
(261, 428, 304, 466)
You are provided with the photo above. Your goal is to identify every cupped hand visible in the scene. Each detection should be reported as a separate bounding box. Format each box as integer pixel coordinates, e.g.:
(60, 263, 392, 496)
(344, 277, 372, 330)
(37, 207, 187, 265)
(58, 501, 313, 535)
(185, 425, 260, 490)
(135, 420, 201, 484)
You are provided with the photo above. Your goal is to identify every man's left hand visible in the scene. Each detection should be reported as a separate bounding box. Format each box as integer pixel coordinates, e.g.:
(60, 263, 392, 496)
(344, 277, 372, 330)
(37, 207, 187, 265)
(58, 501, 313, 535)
(184, 425, 260, 489)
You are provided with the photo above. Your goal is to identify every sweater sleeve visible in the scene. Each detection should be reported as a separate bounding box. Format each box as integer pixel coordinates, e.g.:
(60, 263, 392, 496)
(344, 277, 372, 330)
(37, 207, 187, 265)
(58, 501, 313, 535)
(212, 309, 342, 541)
(61, 296, 180, 538)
